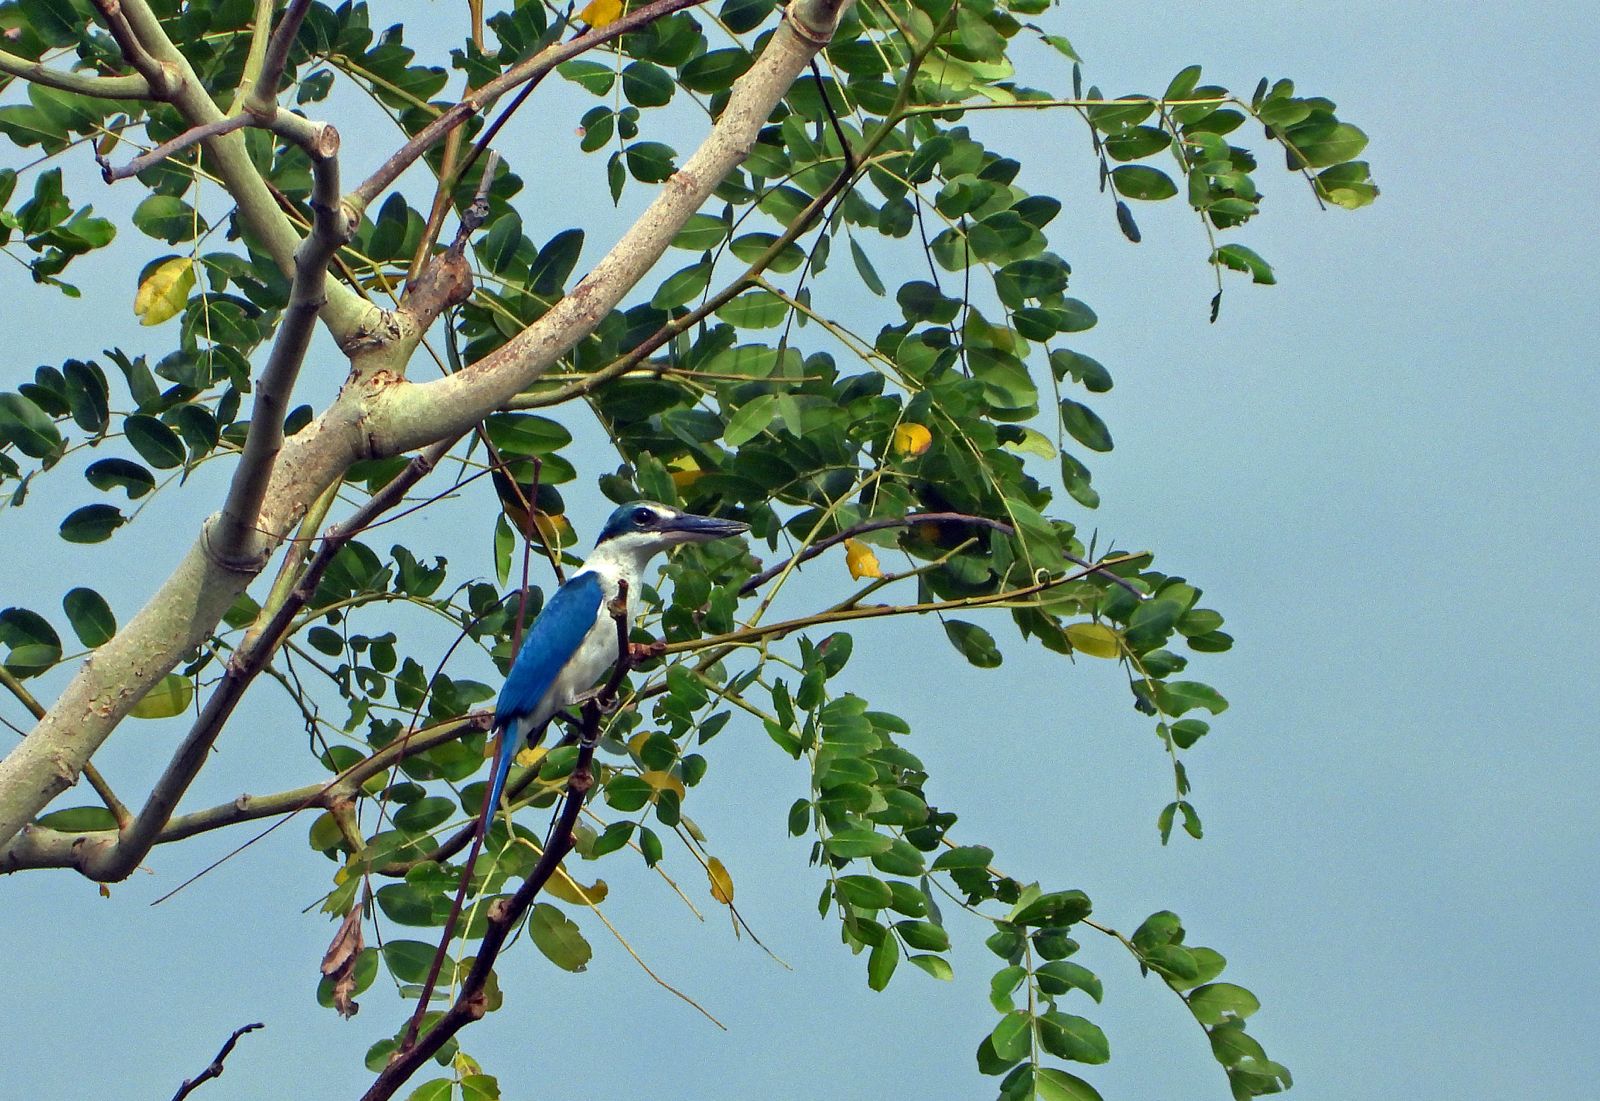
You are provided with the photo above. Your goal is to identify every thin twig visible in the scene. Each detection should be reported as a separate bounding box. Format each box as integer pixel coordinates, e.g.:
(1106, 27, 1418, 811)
(169, 1022, 263, 1101)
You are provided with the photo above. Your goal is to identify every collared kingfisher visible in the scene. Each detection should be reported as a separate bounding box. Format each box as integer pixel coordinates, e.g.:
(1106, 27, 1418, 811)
(480, 500, 749, 824)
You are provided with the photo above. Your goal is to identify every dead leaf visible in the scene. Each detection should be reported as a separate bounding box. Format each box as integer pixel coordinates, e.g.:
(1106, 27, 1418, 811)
(320, 906, 364, 1019)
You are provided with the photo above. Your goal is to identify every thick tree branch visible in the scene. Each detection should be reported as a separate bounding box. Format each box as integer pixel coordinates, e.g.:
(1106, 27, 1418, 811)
(0, 437, 459, 872)
(0, 666, 129, 828)
(0, 48, 154, 98)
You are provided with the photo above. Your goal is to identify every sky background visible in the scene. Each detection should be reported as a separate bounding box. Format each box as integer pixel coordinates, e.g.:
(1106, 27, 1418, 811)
(4, 2, 1597, 1100)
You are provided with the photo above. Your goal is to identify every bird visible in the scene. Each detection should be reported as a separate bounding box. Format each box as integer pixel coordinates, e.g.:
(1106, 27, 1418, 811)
(478, 500, 749, 828)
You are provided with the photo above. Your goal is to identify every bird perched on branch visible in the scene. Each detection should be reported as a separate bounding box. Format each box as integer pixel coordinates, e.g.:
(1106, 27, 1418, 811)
(479, 500, 749, 826)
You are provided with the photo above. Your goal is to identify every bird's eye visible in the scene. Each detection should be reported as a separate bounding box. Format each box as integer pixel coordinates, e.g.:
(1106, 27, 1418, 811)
(632, 507, 655, 526)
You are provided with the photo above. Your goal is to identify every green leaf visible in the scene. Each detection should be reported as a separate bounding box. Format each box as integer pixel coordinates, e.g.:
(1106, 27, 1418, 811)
(823, 828, 892, 858)
(381, 940, 438, 984)
(849, 238, 885, 296)
(63, 360, 109, 434)
(393, 796, 455, 833)
(836, 874, 893, 909)
(84, 458, 154, 498)
(1036, 960, 1104, 1002)
(867, 927, 899, 990)
(650, 260, 711, 309)
(62, 587, 115, 647)
(680, 49, 752, 94)
(723, 392, 778, 447)
(1111, 165, 1178, 201)
(129, 673, 193, 719)
(1037, 1011, 1110, 1064)
(0, 393, 62, 459)
(989, 1011, 1032, 1062)
(60, 503, 125, 543)
(932, 845, 993, 870)
(528, 903, 591, 971)
(132, 194, 206, 243)
(908, 953, 953, 980)
(35, 805, 117, 831)
(715, 289, 788, 329)
(404, 1080, 453, 1101)
(460, 1075, 499, 1101)
(1213, 244, 1276, 285)
(622, 61, 674, 108)
(1285, 119, 1368, 168)
(1011, 889, 1092, 927)
(1187, 982, 1261, 1025)
(625, 141, 677, 183)
(943, 620, 1002, 668)
(1153, 680, 1229, 716)
(1060, 400, 1113, 452)
(1034, 1068, 1104, 1101)
(894, 920, 949, 952)
(124, 414, 185, 469)
(989, 964, 1026, 1011)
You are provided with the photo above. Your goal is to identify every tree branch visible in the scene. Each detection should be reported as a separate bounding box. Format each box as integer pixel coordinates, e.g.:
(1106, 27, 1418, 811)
(0, 666, 129, 828)
(0, 47, 153, 98)
(665, 553, 1148, 656)
(364, 0, 858, 455)
(244, 0, 313, 115)
(106, 0, 373, 344)
(0, 713, 488, 875)
(371, 589, 637, 1101)
(169, 1022, 263, 1101)
(350, 0, 704, 211)
(212, 116, 349, 568)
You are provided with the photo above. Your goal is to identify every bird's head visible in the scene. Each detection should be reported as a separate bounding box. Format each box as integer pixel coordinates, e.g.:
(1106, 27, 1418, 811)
(594, 501, 749, 561)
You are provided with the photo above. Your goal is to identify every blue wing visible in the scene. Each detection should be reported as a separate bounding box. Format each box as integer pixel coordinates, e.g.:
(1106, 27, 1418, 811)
(482, 571, 604, 822)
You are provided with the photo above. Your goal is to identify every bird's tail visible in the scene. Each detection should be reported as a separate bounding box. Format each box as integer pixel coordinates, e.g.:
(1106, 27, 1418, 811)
(480, 723, 518, 838)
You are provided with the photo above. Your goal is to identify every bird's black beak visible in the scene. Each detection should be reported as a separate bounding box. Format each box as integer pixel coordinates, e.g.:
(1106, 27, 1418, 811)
(663, 512, 750, 542)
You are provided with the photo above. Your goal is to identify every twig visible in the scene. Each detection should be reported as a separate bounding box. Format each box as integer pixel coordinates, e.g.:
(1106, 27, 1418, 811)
(351, 0, 703, 209)
(169, 1022, 263, 1101)
(97, 114, 251, 182)
(245, 0, 313, 113)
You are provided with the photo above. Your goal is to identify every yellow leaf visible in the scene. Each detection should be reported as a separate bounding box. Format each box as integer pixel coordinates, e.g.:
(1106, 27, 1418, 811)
(844, 538, 882, 580)
(515, 744, 548, 769)
(707, 856, 734, 905)
(640, 770, 685, 799)
(627, 731, 652, 757)
(1065, 621, 1121, 659)
(453, 1052, 482, 1078)
(133, 256, 194, 326)
(98, 883, 110, 898)
(892, 422, 932, 456)
(129, 672, 193, 718)
(546, 866, 609, 906)
(577, 0, 623, 28)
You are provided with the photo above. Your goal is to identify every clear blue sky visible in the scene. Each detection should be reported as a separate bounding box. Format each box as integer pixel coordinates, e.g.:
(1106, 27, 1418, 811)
(4, 3, 1596, 1099)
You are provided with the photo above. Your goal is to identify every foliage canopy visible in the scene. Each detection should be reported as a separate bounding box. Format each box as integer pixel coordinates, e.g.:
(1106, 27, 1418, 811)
(0, 0, 1374, 1098)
